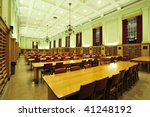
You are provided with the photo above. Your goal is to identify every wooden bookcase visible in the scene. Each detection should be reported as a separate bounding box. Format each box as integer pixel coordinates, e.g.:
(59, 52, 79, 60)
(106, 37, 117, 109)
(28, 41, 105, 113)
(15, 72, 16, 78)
(83, 47, 89, 54)
(123, 43, 141, 59)
(105, 46, 117, 56)
(0, 17, 9, 94)
(75, 47, 82, 54)
(92, 46, 101, 54)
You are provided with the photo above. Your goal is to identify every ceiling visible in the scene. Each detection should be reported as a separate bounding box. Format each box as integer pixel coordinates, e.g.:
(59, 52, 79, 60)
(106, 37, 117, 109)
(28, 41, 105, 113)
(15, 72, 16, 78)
(18, 0, 143, 39)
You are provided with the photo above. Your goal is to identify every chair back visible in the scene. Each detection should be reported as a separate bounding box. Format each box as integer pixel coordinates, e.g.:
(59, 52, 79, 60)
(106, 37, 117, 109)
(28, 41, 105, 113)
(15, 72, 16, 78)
(87, 59, 92, 64)
(92, 58, 99, 67)
(128, 67, 133, 76)
(109, 73, 120, 88)
(94, 77, 108, 93)
(118, 70, 126, 83)
(81, 60, 87, 65)
(55, 62, 64, 69)
(44, 63, 52, 70)
(34, 57, 40, 62)
(117, 56, 122, 61)
(78, 82, 96, 99)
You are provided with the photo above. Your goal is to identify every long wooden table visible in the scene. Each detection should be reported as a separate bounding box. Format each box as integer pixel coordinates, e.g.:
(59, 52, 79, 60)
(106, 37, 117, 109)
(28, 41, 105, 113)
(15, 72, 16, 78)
(32, 58, 93, 83)
(130, 56, 150, 72)
(43, 61, 138, 100)
(27, 58, 47, 70)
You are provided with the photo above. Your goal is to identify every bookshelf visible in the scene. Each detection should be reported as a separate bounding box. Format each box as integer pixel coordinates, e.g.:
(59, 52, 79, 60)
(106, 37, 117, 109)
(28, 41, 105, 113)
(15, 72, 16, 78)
(83, 47, 89, 54)
(105, 46, 117, 56)
(0, 17, 9, 94)
(123, 43, 141, 59)
(92, 46, 101, 54)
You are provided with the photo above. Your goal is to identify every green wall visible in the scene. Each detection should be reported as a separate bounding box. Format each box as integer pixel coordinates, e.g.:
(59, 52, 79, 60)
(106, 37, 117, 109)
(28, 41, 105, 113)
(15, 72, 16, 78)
(20, 36, 49, 49)
(1, 0, 9, 26)
(0, 0, 19, 43)
(20, 0, 150, 49)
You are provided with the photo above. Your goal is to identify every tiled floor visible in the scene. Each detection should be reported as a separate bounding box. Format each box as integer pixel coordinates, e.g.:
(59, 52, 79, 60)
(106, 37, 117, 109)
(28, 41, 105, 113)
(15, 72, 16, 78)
(1, 55, 150, 100)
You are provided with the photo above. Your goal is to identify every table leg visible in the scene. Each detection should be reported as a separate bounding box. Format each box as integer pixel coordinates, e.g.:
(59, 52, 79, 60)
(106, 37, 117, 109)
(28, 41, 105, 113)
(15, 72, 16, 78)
(34, 67, 39, 84)
(30, 61, 33, 70)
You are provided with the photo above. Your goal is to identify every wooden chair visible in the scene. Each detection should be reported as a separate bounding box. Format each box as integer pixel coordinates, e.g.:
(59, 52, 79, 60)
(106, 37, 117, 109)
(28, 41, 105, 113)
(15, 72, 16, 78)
(87, 59, 93, 65)
(117, 56, 123, 61)
(118, 70, 126, 96)
(110, 57, 115, 63)
(70, 66, 80, 71)
(55, 68, 67, 74)
(34, 57, 40, 62)
(106, 73, 120, 100)
(80, 60, 87, 68)
(124, 67, 133, 91)
(67, 82, 96, 100)
(84, 64, 92, 68)
(132, 65, 138, 84)
(92, 58, 99, 67)
(93, 77, 108, 100)
(135, 63, 140, 81)
(55, 62, 64, 69)
(41, 63, 53, 82)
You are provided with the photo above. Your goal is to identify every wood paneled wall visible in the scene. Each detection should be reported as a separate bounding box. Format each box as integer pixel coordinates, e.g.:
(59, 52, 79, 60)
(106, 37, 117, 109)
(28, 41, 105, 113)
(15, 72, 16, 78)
(21, 43, 150, 58)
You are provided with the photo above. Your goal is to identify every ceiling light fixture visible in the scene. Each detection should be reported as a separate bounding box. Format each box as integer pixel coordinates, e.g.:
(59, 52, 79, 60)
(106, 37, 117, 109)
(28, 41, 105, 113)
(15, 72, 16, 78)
(60, 11, 63, 14)
(97, 0, 102, 4)
(65, 3, 74, 36)
(83, 9, 87, 13)
(117, 7, 121, 10)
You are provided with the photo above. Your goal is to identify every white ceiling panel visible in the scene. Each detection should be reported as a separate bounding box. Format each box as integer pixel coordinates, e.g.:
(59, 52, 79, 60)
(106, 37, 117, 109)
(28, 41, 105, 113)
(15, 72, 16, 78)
(87, 0, 110, 11)
(18, 0, 144, 39)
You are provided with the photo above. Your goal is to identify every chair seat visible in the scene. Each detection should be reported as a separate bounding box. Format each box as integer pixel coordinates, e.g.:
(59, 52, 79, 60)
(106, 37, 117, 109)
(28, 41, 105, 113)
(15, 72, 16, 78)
(70, 66, 80, 71)
(84, 64, 92, 68)
(55, 68, 67, 74)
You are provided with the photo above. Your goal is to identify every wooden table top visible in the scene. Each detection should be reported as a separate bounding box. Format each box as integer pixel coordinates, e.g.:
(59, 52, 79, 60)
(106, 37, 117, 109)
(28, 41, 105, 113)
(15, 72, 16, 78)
(32, 58, 93, 68)
(131, 56, 150, 62)
(43, 61, 138, 99)
(28, 58, 46, 61)
(100, 55, 120, 59)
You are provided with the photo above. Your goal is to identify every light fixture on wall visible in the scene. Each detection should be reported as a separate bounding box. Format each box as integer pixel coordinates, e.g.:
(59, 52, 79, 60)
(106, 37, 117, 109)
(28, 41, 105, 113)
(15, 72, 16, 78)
(65, 3, 74, 36)
(45, 25, 50, 43)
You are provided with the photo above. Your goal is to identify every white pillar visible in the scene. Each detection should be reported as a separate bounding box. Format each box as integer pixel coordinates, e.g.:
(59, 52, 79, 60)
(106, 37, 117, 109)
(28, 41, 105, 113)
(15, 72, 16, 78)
(142, 7, 150, 43)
